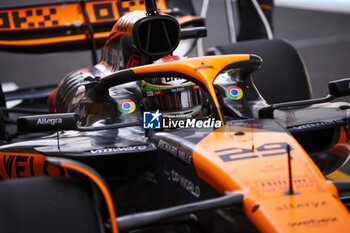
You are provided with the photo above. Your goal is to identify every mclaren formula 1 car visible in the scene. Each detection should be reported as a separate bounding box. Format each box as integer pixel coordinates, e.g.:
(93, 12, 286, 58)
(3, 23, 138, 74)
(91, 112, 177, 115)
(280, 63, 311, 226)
(0, 0, 350, 232)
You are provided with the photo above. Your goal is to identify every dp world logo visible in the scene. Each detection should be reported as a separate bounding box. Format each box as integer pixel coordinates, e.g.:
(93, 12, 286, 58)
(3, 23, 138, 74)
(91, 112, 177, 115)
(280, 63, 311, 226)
(143, 110, 161, 129)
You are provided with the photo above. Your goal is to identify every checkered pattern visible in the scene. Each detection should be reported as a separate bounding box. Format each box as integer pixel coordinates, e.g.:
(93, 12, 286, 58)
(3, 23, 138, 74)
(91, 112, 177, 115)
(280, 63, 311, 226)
(13, 7, 58, 28)
(34, 8, 58, 27)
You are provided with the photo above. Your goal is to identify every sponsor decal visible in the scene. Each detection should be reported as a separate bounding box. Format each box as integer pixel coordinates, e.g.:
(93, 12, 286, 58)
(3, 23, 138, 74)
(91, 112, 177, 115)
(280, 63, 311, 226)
(146, 90, 163, 96)
(289, 217, 338, 228)
(226, 121, 263, 128)
(254, 176, 313, 193)
(117, 99, 136, 114)
(289, 120, 342, 132)
(194, 62, 214, 71)
(163, 164, 200, 198)
(90, 145, 149, 154)
(275, 201, 327, 211)
(0, 153, 68, 179)
(158, 140, 192, 165)
(225, 85, 243, 100)
(192, 85, 200, 90)
(163, 163, 171, 176)
(36, 117, 62, 126)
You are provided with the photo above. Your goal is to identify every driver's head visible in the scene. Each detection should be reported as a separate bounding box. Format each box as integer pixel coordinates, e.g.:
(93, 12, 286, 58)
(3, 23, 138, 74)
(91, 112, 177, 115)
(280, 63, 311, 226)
(141, 56, 208, 119)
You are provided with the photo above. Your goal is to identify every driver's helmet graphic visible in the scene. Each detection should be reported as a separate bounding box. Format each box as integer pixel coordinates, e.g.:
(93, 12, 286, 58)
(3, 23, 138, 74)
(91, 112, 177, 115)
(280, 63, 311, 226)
(141, 55, 208, 119)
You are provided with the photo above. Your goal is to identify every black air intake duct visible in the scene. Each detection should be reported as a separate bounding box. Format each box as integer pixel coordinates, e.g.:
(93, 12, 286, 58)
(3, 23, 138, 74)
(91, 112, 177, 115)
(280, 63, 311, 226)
(134, 15, 180, 56)
(110, 11, 180, 57)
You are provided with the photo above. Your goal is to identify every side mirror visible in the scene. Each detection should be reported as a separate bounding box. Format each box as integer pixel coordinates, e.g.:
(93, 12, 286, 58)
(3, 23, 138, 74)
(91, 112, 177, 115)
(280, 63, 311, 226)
(328, 77, 350, 98)
(259, 77, 350, 118)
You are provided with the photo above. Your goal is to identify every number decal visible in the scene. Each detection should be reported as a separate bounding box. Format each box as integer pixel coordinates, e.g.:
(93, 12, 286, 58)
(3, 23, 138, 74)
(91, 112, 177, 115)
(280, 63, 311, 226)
(257, 142, 290, 157)
(215, 142, 292, 162)
(217, 148, 257, 162)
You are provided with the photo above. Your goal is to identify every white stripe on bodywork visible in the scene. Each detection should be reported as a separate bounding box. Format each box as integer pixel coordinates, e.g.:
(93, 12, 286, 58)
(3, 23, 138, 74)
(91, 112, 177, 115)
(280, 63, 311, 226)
(276, 0, 350, 13)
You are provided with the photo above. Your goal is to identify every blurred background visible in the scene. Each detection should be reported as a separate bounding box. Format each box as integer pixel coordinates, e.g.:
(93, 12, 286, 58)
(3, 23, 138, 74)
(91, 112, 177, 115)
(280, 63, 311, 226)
(0, 0, 350, 100)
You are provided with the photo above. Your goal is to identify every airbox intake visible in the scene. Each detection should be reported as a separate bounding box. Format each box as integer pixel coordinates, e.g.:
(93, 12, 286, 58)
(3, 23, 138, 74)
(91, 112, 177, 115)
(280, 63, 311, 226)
(109, 11, 180, 57)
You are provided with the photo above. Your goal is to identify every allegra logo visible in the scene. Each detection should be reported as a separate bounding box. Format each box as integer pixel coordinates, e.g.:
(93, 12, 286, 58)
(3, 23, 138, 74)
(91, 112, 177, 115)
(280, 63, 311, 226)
(36, 118, 62, 126)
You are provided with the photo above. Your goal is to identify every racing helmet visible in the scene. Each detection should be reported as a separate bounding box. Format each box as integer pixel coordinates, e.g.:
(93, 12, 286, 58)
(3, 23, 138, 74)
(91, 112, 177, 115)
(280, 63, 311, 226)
(141, 56, 208, 119)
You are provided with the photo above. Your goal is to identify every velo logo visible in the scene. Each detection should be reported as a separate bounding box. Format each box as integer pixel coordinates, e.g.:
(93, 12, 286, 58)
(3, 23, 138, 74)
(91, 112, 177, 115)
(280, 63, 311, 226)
(143, 110, 161, 129)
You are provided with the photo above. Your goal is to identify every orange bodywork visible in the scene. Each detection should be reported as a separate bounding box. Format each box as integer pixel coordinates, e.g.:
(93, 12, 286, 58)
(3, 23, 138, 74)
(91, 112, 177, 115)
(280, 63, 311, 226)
(193, 124, 350, 232)
(0, 0, 167, 47)
(0, 0, 166, 30)
(0, 32, 109, 46)
(130, 55, 350, 232)
(131, 56, 349, 231)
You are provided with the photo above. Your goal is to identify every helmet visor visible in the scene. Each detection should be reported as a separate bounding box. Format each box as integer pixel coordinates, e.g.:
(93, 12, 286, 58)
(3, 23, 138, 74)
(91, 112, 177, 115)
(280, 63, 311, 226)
(146, 87, 205, 112)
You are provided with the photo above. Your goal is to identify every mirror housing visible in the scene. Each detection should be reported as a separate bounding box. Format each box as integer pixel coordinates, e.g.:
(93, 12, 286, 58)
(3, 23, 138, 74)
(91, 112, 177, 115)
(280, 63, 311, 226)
(17, 113, 77, 133)
(328, 77, 350, 98)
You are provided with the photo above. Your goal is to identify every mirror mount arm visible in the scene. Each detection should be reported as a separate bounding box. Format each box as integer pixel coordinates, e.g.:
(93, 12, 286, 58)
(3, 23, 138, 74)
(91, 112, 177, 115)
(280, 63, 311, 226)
(259, 77, 350, 118)
(259, 95, 335, 118)
(145, 0, 160, 16)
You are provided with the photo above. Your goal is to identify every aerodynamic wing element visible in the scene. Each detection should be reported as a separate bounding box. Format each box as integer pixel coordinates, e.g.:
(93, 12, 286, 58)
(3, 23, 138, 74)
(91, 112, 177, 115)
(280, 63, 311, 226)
(0, 0, 168, 52)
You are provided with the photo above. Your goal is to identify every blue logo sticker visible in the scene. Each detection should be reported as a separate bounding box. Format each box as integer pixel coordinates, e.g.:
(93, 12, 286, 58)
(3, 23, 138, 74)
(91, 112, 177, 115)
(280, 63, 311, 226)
(143, 110, 161, 129)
